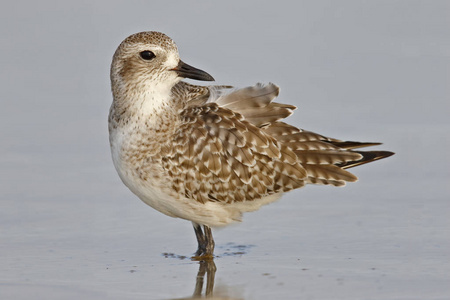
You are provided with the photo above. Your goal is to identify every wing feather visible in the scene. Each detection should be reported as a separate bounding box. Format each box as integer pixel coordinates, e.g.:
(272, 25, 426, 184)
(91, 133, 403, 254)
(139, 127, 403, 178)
(163, 102, 307, 204)
(164, 82, 394, 202)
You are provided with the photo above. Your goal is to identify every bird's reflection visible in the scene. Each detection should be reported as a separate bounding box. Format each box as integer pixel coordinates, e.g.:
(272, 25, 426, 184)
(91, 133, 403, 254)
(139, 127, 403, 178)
(192, 260, 217, 297)
(168, 259, 242, 300)
(166, 243, 253, 299)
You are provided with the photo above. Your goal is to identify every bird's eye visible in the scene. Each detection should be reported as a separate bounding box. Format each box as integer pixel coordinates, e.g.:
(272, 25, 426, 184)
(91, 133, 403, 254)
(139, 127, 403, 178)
(140, 51, 156, 61)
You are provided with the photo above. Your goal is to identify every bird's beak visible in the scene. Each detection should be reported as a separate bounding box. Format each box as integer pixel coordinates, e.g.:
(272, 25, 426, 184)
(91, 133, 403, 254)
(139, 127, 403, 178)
(171, 60, 215, 81)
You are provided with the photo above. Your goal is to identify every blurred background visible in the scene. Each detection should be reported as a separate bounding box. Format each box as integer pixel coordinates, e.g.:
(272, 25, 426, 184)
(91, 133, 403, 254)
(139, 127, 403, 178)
(1, 1, 449, 299)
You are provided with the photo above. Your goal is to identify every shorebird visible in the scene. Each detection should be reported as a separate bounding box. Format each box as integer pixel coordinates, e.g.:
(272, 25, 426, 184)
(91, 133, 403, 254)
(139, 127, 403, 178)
(109, 31, 394, 258)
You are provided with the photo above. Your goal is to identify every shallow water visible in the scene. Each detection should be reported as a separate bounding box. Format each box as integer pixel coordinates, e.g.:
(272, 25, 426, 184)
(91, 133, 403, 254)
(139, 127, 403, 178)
(1, 1, 450, 299)
(2, 175, 449, 299)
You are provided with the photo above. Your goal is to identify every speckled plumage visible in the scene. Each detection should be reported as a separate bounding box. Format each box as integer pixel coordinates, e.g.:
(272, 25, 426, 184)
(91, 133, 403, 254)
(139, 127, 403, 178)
(109, 31, 393, 257)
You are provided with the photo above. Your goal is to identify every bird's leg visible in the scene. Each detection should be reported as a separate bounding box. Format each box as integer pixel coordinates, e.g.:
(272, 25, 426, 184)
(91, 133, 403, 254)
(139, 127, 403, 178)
(203, 225, 215, 257)
(193, 222, 206, 256)
(192, 223, 215, 258)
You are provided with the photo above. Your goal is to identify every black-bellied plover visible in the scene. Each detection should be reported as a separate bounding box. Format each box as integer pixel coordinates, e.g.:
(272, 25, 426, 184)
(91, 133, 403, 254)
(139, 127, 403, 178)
(109, 31, 394, 258)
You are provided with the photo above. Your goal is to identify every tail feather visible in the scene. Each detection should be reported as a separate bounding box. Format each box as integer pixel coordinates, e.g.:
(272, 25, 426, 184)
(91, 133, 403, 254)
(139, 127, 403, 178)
(328, 141, 383, 150)
(338, 150, 395, 169)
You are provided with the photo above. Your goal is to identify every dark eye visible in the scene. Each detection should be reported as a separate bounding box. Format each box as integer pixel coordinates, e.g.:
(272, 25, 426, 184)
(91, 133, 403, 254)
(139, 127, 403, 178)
(140, 51, 156, 60)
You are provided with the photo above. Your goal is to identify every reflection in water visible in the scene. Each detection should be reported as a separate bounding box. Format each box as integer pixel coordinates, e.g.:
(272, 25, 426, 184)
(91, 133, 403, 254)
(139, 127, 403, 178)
(193, 260, 217, 297)
(166, 244, 254, 299)
(169, 260, 243, 300)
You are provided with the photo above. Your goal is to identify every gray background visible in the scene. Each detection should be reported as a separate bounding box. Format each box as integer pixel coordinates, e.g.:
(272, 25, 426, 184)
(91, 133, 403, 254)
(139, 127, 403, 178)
(1, 1, 449, 299)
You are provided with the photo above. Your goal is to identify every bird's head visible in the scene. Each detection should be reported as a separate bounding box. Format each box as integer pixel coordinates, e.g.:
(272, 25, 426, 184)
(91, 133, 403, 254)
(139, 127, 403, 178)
(111, 31, 214, 99)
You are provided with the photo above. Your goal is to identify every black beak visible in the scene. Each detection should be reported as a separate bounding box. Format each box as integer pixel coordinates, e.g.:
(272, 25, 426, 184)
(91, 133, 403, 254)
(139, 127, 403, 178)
(171, 60, 215, 81)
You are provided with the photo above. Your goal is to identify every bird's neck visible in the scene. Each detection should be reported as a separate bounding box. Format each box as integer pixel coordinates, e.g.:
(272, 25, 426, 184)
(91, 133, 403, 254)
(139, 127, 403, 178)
(111, 81, 182, 124)
(109, 86, 183, 159)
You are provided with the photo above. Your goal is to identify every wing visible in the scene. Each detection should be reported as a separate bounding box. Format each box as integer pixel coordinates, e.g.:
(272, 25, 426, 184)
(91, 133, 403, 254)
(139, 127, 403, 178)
(162, 102, 307, 204)
(164, 82, 394, 203)
(212, 83, 393, 186)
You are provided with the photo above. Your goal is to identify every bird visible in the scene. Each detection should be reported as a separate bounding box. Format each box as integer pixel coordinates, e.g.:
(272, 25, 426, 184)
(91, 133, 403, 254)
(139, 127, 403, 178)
(108, 31, 394, 259)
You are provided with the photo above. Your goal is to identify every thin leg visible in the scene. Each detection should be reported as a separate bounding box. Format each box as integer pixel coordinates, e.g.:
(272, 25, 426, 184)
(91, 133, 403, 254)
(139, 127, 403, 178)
(203, 225, 215, 256)
(193, 222, 206, 256)
(192, 222, 215, 258)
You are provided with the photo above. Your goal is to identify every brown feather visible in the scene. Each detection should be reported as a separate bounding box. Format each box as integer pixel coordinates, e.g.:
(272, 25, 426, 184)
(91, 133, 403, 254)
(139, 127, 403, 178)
(162, 102, 308, 204)
(339, 150, 395, 169)
(163, 83, 394, 205)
